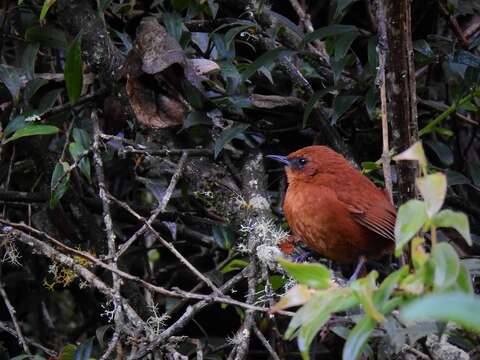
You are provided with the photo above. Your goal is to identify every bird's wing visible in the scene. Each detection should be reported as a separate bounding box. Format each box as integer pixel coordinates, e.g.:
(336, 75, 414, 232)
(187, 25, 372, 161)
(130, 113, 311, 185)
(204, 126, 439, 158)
(346, 202, 396, 242)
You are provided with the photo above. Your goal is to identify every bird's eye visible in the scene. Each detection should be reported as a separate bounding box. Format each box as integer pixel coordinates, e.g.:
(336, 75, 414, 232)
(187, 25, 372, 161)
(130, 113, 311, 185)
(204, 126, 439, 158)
(298, 157, 308, 166)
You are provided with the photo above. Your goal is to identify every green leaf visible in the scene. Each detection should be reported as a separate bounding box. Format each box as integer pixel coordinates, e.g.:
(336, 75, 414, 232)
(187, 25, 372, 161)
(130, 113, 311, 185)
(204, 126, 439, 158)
(431, 243, 460, 290)
(72, 128, 91, 149)
(73, 337, 93, 360)
(163, 12, 183, 42)
(0, 65, 22, 101)
(271, 284, 312, 311)
(301, 25, 358, 47)
(22, 43, 40, 80)
(432, 209, 472, 246)
(58, 344, 77, 360)
(393, 141, 428, 175)
(286, 288, 358, 358)
(213, 123, 249, 159)
(334, 0, 359, 19)
(4, 124, 59, 144)
(342, 315, 376, 360)
(374, 266, 409, 308)
(24, 78, 48, 100)
(277, 257, 331, 289)
(220, 259, 248, 274)
(303, 90, 330, 127)
(334, 31, 359, 60)
(40, 0, 57, 21)
(4, 115, 26, 138)
(50, 161, 70, 208)
(212, 224, 235, 250)
(416, 173, 447, 217)
(25, 26, 68, 49)
(351, 272, 384, 322)
(225, 24, 254, 50)
(413, 39, 434, 58)
(241, 48, 293, 82)
(64, 34, 83, 104)
(69, 142, 91, 182)
(456, 264, 474, 294)
(332, 95, 359, 124)
(401, 292, 480, 332)
(394, 200, 428, 255)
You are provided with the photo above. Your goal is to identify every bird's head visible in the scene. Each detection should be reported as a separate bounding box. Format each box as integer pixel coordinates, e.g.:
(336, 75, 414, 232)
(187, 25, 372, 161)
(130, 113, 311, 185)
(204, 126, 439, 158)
(267, 145, 347, 183)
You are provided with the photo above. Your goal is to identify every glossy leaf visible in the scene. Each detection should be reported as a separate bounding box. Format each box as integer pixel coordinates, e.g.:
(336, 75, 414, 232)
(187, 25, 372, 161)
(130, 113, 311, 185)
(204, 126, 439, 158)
(241, 48, 293, 82)
(277, 258, 331, 289)
(271, 284, 312, 312)
(50, 161, 70, 208)
(40, 0, 57, 21)
(394, 200, 428, 256)
(432, 209, 472, 246)
(303, 90, 330, 127)
(25, 26, 68, 49)
(456, 264, 474, 294)
(342, 315, 375, 360)
(0, 65, 22, 101)
(58, 344, 77, 360)
(334, 0, 359, 19)
(301, 25, 357, 47)
(401, 293, 480, 332)
(431, 242, 460, 290)
(4, 124, 59, 144)
(69, 142, 91, 182)
(22, 43, 40, 80)
(374, 266, 409, 307)
(393, 141, 428, 175)
(64, 35, 83, 104)
(220, 259, 248, 274)
(351, 272, 384, 322)
(416, 173, 447, 217)
(334, 31, 359, 60)
(332, 95, 359, 124)
(213, 123, 249, 159)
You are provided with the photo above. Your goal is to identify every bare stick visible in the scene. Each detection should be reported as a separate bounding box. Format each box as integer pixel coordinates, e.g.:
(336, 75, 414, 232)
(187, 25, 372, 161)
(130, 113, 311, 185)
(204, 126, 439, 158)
(107, 192, 222, 295)
(100, 330, 120, 360)
(376, 0, 393, 203)
(0, 321, 55, 357)
(3, 221, 294, 317)
(92, 110, 124, 348)
(0, 282, 29, 353)
(116, 152, 188, 258)
(253, 324, 281, 360)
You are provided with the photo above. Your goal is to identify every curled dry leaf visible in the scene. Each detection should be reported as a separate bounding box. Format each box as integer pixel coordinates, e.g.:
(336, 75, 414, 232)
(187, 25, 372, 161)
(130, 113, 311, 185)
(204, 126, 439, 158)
(126, 75, 186, 128)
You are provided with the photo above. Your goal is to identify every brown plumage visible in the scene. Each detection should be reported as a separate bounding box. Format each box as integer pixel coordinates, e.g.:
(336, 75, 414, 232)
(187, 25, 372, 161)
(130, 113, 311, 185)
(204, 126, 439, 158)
(268, 146, 396, 263)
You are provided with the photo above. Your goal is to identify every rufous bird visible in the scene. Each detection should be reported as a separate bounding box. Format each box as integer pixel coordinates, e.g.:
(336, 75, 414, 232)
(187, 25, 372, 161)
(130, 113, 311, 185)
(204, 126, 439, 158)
(268, 146, 396, 276)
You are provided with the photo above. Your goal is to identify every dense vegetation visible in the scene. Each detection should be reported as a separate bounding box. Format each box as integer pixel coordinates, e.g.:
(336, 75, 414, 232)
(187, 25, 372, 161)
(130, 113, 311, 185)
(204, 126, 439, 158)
(0, 0, 480, 359)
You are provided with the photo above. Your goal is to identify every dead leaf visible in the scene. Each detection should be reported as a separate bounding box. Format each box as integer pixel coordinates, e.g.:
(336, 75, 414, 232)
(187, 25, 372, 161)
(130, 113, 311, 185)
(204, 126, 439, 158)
(126, 75, 186, 128)
(250, 94, 303, 109)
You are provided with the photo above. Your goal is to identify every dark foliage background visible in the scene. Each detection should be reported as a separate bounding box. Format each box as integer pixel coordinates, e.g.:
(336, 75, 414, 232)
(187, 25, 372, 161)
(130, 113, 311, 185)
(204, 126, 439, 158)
(0, 0, 480, 359)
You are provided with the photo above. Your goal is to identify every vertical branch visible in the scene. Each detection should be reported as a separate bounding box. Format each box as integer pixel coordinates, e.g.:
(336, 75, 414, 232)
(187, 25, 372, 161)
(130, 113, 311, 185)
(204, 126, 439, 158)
(376, 0, 393, 203)
(385, 0, 419, 204)
(92, 110, 123, 351)
(0, 282, 30, 354)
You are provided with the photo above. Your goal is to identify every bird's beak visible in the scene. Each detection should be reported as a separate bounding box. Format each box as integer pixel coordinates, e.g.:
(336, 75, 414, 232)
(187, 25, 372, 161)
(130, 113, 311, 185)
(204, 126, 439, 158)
(266, 155, 290, 166)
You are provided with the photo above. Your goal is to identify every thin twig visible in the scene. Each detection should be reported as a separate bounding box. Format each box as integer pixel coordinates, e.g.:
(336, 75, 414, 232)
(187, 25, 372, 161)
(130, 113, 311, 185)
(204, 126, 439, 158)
(0, 321, 55, 357)
(376, 0, 393, 203)
(253, 324, 281, 360)
(3, 221, 294, 317)
(131, 268, 248, 359)
(0, 282, 29, 353)
(92, 110, 124, 350)
(100, 330, 120, 360)
(116, 152, 188, 258)
(107, 192, 223, 296)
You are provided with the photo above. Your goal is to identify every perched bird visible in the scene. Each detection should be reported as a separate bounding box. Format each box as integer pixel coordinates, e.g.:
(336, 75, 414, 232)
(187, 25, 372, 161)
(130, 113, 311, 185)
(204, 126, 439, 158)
(268, 146, 396, 274)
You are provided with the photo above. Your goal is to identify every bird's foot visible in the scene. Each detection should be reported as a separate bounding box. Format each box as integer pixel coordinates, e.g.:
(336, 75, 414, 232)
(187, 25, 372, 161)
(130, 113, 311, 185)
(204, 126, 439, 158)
(348, 256, 367, 283)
